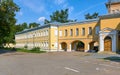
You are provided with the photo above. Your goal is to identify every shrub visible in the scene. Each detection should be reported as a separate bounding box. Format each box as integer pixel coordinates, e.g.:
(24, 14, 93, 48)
(31, 47, 40, 51)
(16, 47, 46, 53)
(24, 45, 28, 49)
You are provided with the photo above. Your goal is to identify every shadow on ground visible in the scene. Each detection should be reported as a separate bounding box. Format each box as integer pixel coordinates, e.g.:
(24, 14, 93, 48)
(103, 56, 120, 62)
(116, 51, 120, 55)
(0, 49, 16, 54)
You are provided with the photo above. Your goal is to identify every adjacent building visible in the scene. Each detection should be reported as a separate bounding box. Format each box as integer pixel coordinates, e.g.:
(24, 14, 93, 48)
(15, 0, 120, 52)
(15, 24, 58, 51)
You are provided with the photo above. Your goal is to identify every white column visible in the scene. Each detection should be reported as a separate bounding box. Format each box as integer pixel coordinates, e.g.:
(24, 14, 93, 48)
(85, 44, 90, 52)
(67, 44, 72, 52)
(112, 35, 117, 52)
(69, 44, 72, 51)
(88, 44, 90, 50)
(99, 35, 104, 52)
(59, 44, 62, 50)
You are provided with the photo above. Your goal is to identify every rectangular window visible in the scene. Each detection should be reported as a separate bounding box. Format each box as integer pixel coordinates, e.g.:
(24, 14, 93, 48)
(41, 31, 43, 36)
(112, 10, 115, 14)
(65, 29, 67, 36)
(70, 29, 73, 36)
(88, 27, 92, 35)
(44, 31, 46, 36)
(54, 42, 58, 48)
(82, 28, 85, 36)
(46, 30, 48, 36)
(59, 31, 62, 36)
(46, 42, 48, 47)
(55, 30, 58, 36)
(76, 28, 79, 36)
(95, 26, 100, 34)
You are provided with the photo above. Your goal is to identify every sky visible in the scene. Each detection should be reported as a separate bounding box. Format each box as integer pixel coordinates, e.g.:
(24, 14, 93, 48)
(14, 0, 108, 25)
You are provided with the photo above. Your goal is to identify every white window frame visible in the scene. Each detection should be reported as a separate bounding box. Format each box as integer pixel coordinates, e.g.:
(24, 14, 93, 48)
(76, 28, 79, 36)
(70, 29, 73, 36)
(54, 42, 58, 48)
(88, 27, 92, 35)
(65, 29, 67, 36)
(95, 26, 100, 34)
(82, 28, 85, 36)
(55, 30, 58, 36)
(59, 31, 62, 37)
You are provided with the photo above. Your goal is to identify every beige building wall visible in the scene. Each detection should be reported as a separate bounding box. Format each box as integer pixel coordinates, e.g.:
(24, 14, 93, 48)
(15, 27, 50, 51)
(106, 2, 120, 14)
(58, 20, 100, 52)
(100, 17, 120, 30)
(49, 26, 58, 51)
(15, 25, 59, 51)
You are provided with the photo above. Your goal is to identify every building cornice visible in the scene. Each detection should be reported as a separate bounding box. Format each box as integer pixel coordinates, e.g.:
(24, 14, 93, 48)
(99, 13, 120, 19)
(16, 24, 58, 35)
(57, 19, 99, 27)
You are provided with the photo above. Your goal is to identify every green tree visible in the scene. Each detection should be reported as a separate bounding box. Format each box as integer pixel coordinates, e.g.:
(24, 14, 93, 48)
(29, 22, 40, 28)
(15, 22, 28, 33)
(85, 12, 99, 19)
(44, 9, 76, 24)
(44, 19, 50, 24)
(0, 0, 19, 46)
(22, 22, 28, 29)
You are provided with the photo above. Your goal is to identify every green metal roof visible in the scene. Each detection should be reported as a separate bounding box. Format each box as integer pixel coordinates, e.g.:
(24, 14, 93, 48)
(16, 19, 99, 35)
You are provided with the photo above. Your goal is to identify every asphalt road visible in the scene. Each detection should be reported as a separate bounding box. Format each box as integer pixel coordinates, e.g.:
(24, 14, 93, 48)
(0, 52, 120, 75)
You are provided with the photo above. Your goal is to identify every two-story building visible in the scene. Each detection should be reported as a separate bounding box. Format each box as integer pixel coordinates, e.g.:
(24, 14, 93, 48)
(15, 24, 58, 51)
(15, 0, 120, 52)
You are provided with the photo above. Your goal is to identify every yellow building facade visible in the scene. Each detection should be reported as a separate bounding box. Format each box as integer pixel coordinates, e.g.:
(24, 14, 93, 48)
(15, 0, 120, 52)
(15, 24, 59, 51)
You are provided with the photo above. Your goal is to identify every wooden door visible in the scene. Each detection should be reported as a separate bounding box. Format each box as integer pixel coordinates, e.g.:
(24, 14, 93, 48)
(104, 37, 112, 51)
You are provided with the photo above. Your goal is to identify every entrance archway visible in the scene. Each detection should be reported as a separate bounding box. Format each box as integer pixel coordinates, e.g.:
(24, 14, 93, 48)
(104, 36, 112, 51)
(89, 41, 99, 52)
(71, 41, 84, 51)
(61, 42, 67, 51)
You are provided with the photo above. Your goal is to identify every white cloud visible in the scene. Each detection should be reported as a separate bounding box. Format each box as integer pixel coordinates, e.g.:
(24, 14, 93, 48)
(38, 17, 46, 22)
(69, 6, 74, 13)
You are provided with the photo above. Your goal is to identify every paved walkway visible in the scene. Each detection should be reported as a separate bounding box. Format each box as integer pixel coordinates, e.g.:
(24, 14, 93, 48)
(0, 51, 120, 75)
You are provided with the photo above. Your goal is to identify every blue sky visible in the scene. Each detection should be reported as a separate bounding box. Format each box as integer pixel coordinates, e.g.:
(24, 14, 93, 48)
(14, 0, 108, 25)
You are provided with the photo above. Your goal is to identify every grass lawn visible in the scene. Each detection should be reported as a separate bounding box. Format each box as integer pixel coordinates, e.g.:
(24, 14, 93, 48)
(16, 48, 46, 53)
(103, 56, 120, 62)
(1, 47, 46, 53)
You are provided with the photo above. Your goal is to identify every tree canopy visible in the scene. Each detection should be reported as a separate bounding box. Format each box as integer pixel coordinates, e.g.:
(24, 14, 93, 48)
(29, 22, 40, 28)
(0, 0, 20, 46)
(44, 9, 77, 24)
(15, 22, 28, 33)
(85, 12, 99, 20)
(15, 22, 40, 33)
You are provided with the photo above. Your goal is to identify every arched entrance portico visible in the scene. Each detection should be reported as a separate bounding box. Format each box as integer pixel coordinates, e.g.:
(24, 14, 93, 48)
(61, 42, 67, 51)
(104, 36, 112, 51)
(71, 40, 84, 51)
(99, 28, 117, 52)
